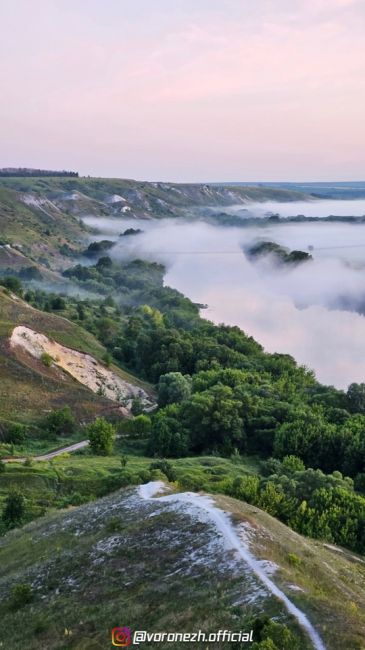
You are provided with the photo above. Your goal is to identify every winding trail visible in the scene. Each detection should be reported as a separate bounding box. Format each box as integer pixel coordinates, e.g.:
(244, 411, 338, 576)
(140, 481, 327, 650)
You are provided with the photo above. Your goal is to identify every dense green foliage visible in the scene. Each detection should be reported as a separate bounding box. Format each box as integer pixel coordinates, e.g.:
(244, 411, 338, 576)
(226, 456, 365, 553)
(10, 268, 365, 484)
(246, 240, 313, 265)
(87, 418, 116, 456)
(2, 251, 365, 555)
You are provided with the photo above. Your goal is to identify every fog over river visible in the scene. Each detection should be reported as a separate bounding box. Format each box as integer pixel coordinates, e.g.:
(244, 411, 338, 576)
(84, 199, 365, 389)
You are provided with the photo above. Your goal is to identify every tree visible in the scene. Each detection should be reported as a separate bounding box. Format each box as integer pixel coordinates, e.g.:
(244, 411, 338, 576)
(149, 405, 189, 457)
(45, 407, 76, 436)
(274, 408, 337, 470)
(182, 384, 245, 453)
(347, 383, 365, 414)
(282, 455, 305, 474)
(2, 491, 25, 527)
(158, 372, 192, 407)
(96, 256, 113, 270)
(5, 423, 26, 444)
(123, 414, 151, 437)
(97, 317, 119, 347)
(0, 276, 23, 296)
(87, 418, 116, 455)
(50, 295, 66, 310)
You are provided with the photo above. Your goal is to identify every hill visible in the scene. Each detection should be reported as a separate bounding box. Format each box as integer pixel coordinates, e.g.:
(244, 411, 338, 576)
(0, 175, 308, 219)
(0, 482, 364, 650)
(0, 288, 151, 428)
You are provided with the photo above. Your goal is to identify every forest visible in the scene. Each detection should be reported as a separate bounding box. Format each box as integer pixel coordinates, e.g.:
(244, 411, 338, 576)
(2, 251, 365, 554)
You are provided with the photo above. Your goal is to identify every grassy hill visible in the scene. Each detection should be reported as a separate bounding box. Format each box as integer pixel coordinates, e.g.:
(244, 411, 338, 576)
(0, 288, 150, 427)
(0, 480, 364, 650)
(0, 175, 308, 223)
(0, 176, 309, 278)
(0, 186, 90, 272)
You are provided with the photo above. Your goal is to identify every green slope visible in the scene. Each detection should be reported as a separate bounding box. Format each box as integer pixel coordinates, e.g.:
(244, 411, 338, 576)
(0, 288, 151, 425)
(0, 483, 364, 650)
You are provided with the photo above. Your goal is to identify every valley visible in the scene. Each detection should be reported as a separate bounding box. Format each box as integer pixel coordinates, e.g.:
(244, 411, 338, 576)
(1, 175, 365, 649)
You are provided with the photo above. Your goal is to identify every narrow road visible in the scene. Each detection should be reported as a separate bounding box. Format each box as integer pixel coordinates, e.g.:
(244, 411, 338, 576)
(2, 439, 89, 464)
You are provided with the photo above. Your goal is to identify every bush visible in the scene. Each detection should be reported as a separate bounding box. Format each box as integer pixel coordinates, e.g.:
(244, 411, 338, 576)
(122, 414, 151, 438)
(149, 459, 176, 482)
(44, 407, 76, 436)
(282, 455, 305, 473)
(87, 418, 116, 455)
(158, 372, 192, 407)
(0, 276, 23, 296)
(2, 491, 25, 528)
(287, 552, 302, 568)
(131, 397, 144, 416)
(40, 352, 53, 368)
(9, 583, 33, 610)
(5, 423, 27, 444)
(105, 517, 122, 533)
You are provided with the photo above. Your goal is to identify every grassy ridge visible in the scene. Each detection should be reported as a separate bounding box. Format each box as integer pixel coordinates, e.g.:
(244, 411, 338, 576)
(0, 470, 364, 649)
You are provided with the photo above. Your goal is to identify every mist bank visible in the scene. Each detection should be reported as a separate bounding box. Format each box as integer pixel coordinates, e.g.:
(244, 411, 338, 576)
(82, 210, 365, 389)
(211, 198, 365, 221)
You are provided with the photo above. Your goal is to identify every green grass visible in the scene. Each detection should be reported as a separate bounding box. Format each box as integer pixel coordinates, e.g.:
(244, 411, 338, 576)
(0, 483, 311, 650)
(1, 470, 364, 649)
(0, 442, 260, 509)
(1, 441, 364, 648)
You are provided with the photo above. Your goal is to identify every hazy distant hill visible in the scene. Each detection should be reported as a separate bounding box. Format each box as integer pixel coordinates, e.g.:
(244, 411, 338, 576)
(221, 180, 365, 199)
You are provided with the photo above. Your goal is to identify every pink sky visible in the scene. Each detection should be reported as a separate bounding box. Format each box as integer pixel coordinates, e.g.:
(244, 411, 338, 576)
(1, 0, 364, 181)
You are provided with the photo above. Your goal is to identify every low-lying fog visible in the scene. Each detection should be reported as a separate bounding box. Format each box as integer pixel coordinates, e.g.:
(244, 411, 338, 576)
(233, 198, 365, 218)
(84, 201, 365, 389)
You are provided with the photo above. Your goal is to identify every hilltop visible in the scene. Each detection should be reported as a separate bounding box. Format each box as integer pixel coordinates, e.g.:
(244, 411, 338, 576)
(0, 482, 364, 650)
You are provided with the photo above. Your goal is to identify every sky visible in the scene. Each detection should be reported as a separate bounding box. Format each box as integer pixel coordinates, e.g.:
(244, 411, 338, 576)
(1, 0, 365, 181)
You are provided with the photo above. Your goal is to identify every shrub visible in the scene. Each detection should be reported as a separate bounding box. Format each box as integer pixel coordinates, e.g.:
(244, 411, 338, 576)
(0, 276, 23, 296)
(122, 414, 151, 437)
(9, 583, 33, 610)
(131, 396, 144, 416)
(287, 553, 302, 568)
(87, 418, 116, 455)
(282, 455, 305, 473)
(2, 491, 25, 528)
(105, 517, 122, 533)
(5, 423, 26, 444)
(44, 407, 76, 436)
(40, 352, 53, 368)
(149, 459, 176, 482)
